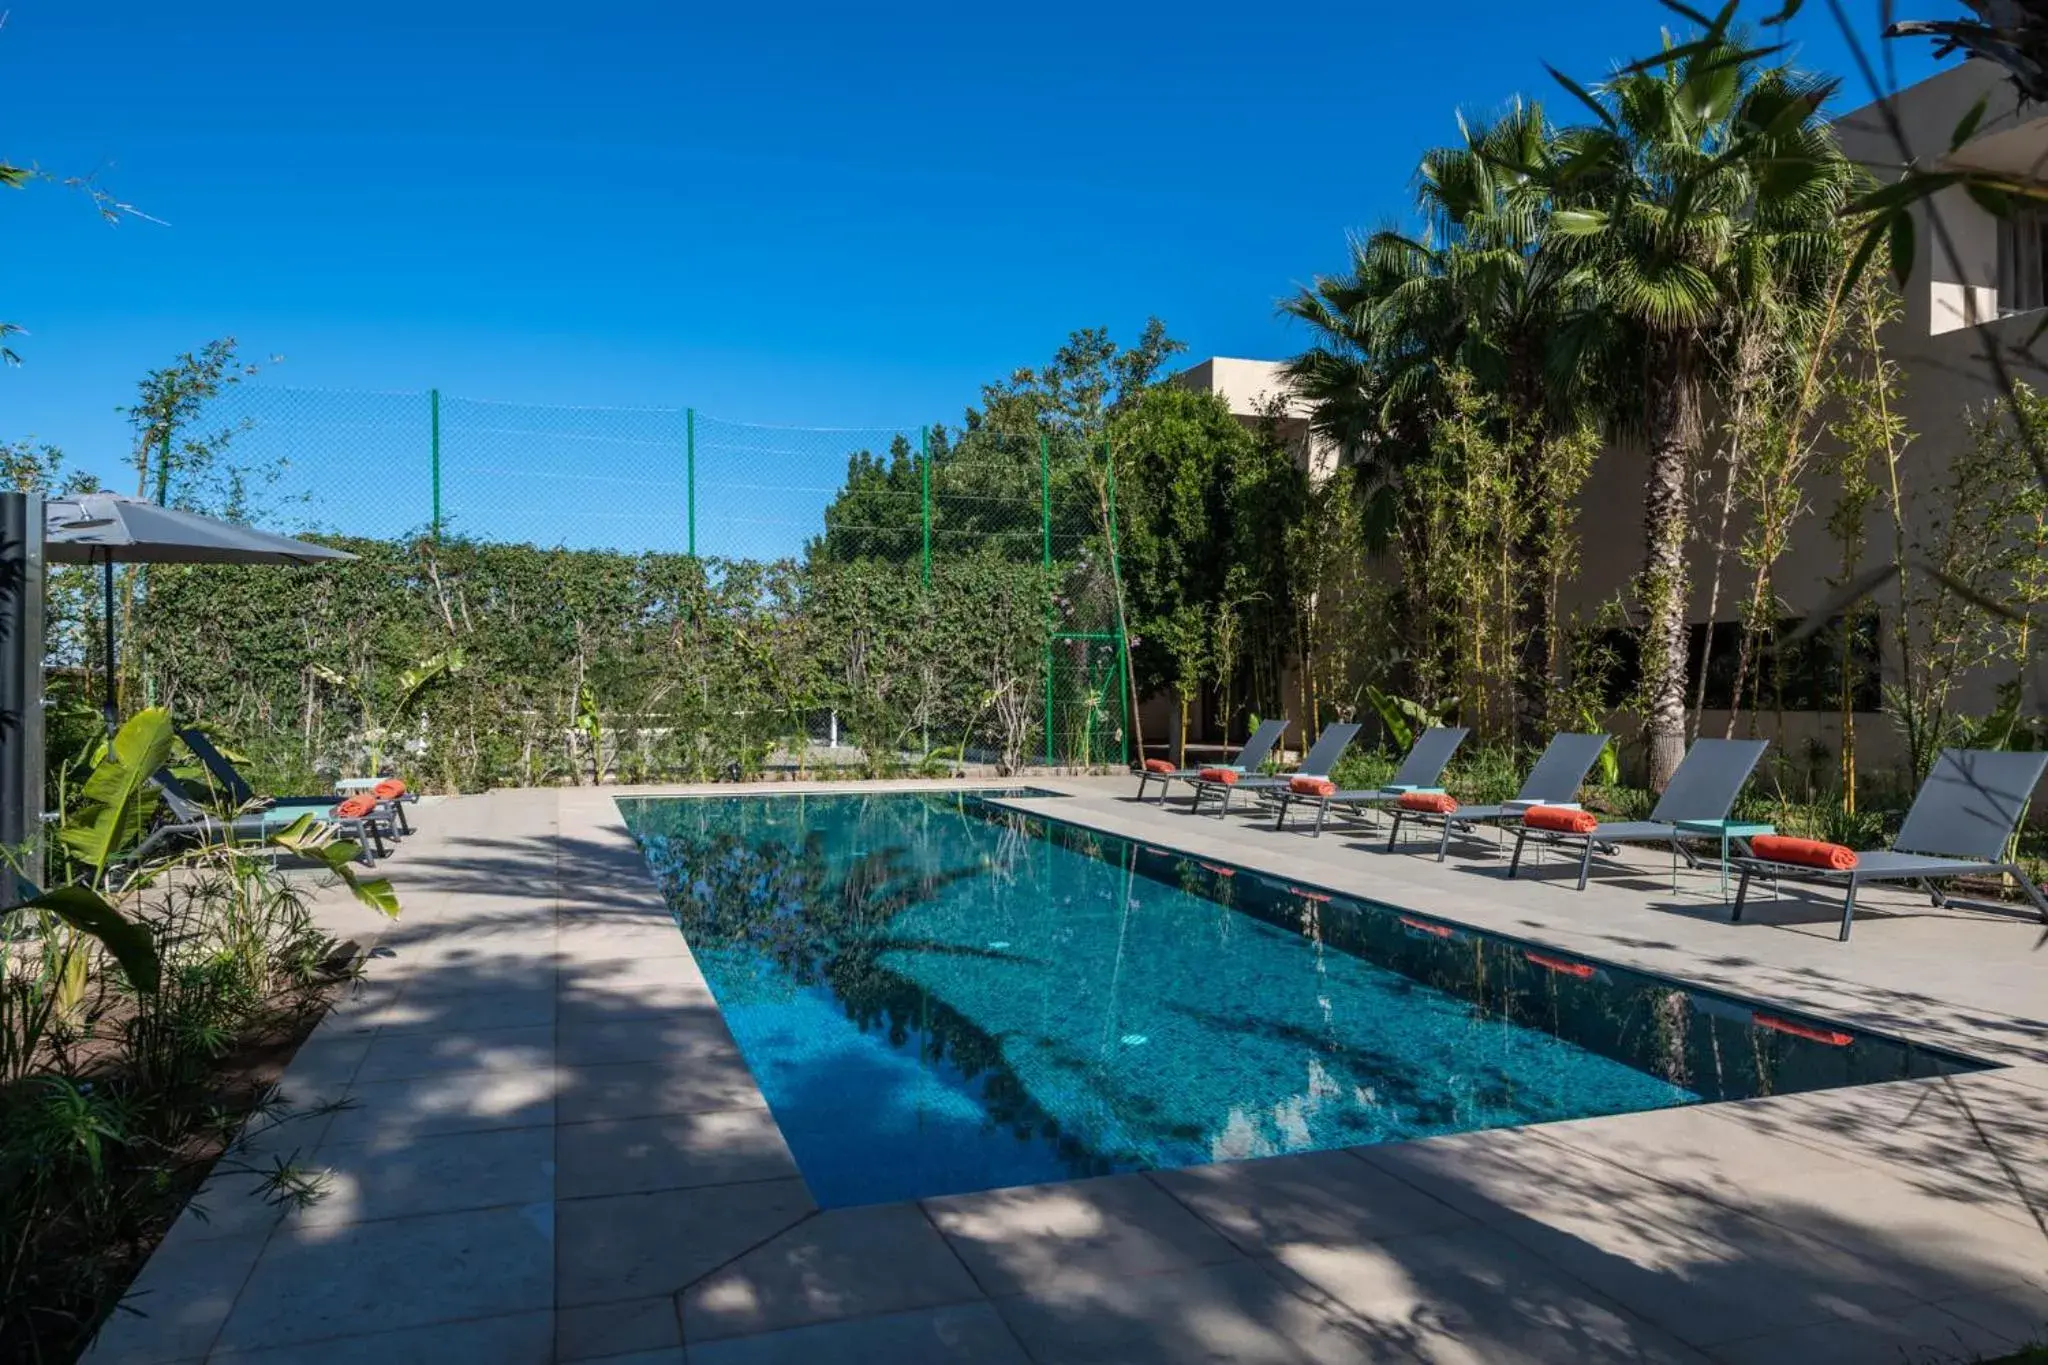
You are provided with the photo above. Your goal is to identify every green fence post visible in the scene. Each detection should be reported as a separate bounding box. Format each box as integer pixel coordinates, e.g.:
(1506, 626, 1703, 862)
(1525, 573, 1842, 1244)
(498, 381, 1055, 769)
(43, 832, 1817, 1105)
(919, 425, 932, 587)
(430, 388, 442, 540)
(1104, 437, 1132, 766)
(686, 407, 697, 557)
(1041, 432, 1054, 768)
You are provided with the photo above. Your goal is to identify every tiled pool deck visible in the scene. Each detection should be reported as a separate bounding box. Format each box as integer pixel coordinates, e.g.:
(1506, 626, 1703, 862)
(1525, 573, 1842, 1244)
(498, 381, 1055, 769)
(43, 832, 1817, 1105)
(83, 778, 2048, 1365)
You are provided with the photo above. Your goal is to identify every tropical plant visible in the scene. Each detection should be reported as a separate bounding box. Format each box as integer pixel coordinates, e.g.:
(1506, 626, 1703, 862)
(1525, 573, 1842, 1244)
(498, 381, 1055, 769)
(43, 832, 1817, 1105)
(1536, 17, 1852, 788)
(1287, 101, 1608, 740)
(1364, 684, 1458, 752)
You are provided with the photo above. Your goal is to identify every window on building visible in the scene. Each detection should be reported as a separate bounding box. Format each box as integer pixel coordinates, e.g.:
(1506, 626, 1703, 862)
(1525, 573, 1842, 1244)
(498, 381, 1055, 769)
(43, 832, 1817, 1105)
(1999, 208, 2048, 316)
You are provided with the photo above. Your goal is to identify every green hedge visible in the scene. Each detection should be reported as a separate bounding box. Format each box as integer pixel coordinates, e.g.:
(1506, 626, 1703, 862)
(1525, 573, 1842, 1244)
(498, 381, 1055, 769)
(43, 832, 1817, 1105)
(133, 536, 1064, 792)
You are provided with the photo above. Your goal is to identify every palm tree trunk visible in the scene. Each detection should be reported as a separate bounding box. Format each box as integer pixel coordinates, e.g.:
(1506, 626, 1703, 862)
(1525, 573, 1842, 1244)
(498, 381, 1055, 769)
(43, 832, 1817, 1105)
(1640, 336, 1701, 792)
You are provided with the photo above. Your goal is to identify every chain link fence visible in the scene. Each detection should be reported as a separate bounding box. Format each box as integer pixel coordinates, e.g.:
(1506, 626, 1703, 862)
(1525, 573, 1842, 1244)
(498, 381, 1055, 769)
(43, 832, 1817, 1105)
(189, 384, 1131, 769)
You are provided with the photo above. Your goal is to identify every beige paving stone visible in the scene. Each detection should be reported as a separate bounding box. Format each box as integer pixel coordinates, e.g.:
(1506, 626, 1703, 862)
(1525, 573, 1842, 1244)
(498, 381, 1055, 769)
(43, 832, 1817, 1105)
(924, 1172, 1243, 1298)
(1353, 1127, 1943, 1347)
(558, 952, 715, 1015)
(1706, 1073, 2048, 1221)
(321, 1067, 558, 1145)
(991, 1259, 1385, 1365)
(1149, 1148, 1474, 1255)
(270, 1028, 372, 1096)
(556, 1004, 744, 1067)
(1535, 1102, 1903, 1211)
(1703, 1301, 2013, 1365)
(555, 1108, 798, 1198)
(1921, 1279, 2048, 1350)
(204, 1309, 555, 1364)
(554, 1178, 816, 1309)
(558, 918, 696, 961)
(1269, 1224, 1711, 1365)
(79, 1228, 269, 1365)
(344, 982, 556, 1035)
(210, 1203, 554, 1353)
(555, 1056, 767, 1124)
(155, 1171, 288, 1244)
(554, 1294, 681, 1361)
(680, 1201, 985, 1341)
(350, 1022, 554, 1084)
(683, 1302, 1031, 1365)
(294, 1123, 554, 1227)
(1718, 1165, 2048, 1294)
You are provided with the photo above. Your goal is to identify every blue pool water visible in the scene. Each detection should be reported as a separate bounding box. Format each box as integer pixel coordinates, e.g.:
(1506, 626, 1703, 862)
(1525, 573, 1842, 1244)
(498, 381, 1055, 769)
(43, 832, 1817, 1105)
(619, 789, 1983, 1208)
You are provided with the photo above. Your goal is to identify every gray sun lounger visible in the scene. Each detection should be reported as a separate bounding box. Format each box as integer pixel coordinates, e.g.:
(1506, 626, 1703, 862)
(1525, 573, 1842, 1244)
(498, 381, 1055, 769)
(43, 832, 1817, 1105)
(1273, 725, 1470, 835)
(1731, 748, 2048, 942)
(129, 771, 386, 867)
(1187, 722, 1361, 818)
(1135, 719, 1289, 804)
(1385, 732, 1611, 861)
(1509, 737, 1769, 889)
(181, 728, 412, 836)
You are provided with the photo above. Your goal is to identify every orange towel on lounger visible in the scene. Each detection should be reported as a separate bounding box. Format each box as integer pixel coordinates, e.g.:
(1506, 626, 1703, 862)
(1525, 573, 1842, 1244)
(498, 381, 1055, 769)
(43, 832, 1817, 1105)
(1750, 834, 1858, 871)
(1198, 767, 1239, 785)
(373, 778, 407, 801)
(1289, 776, 1336, 797)
(1142, 759, 1176, 774)
(1524, 805, 1598, 835)
(333, 795, 377, 820)
(1398, 791, 1458, 814)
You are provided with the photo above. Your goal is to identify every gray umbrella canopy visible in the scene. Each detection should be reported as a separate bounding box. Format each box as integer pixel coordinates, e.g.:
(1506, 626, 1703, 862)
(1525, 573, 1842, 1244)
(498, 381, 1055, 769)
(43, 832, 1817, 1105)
(41, 494, 356, 729)
(44, 493, 357, 567)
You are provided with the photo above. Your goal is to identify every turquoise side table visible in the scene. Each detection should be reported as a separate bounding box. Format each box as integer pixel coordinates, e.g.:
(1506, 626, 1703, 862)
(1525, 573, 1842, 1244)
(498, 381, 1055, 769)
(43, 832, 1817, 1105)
(1672, 818, 1775, 900)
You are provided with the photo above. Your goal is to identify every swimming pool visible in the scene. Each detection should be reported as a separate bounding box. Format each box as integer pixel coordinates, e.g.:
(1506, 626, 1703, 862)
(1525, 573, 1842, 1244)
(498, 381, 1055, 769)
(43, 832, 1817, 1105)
(619, 788, 1985, 1208)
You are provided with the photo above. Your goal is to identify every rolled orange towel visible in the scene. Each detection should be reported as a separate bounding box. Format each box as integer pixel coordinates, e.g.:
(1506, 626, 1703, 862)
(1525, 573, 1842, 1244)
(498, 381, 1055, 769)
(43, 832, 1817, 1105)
(1142, 759, 1176, 775)
(1750, 834, 1858, 871)
(1398, 791, 1458, 815)
(1198, 767, 1239, 785)
(1288, 775, 1337, 797)
(373, 778, 407, 801)
(1524, 805, 1599, 835)
(333, 794, 378, 820)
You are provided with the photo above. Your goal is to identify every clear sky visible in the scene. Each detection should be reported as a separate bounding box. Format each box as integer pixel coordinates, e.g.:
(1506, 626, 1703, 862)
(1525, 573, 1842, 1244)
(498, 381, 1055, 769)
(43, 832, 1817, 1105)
(8, 0, 1946, 529)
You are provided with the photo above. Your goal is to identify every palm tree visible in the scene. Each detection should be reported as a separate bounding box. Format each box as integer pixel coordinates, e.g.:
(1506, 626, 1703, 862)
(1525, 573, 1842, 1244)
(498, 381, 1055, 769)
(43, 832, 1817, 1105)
(1286, 103, 1606, 739)
(1537, 34, 1849, 788)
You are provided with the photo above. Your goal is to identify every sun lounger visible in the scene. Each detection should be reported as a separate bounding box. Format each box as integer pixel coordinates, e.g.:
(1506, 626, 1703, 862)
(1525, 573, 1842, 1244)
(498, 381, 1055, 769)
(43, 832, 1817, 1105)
(1273, 725, 1471, 835)
(1508, 737, 1769, 889)
(1187, 723, 1362, 818)
(1385, 732, 1610, 860)
(130, 771, 386, 866)
(1730, 748, 2048, 941)
(1135, 719, 1289, 804)
(181, 728, 412, 835)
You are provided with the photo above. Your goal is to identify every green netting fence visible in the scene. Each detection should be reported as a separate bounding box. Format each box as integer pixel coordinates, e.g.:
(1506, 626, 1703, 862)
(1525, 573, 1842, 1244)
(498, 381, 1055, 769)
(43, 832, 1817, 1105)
(168, 385, 1131, 774)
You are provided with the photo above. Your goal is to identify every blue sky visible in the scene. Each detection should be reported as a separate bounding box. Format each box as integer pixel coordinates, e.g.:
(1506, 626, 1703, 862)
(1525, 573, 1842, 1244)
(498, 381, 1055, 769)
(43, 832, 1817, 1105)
(7, 1, 1945, 547)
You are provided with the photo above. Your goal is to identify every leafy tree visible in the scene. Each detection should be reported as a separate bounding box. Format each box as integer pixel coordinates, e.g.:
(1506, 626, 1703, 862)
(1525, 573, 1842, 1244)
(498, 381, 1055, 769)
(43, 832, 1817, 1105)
(1105, 386, 1238, 717)
(810, 321, 1186, 570)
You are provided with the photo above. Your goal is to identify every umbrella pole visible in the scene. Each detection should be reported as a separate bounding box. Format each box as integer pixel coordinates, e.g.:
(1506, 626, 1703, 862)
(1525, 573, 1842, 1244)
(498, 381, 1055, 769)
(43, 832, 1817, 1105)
(103, 558, 117, 735)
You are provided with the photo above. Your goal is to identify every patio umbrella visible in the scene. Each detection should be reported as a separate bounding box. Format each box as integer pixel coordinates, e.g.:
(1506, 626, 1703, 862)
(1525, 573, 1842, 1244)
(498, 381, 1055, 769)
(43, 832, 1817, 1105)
(41, 493, 356, 731)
